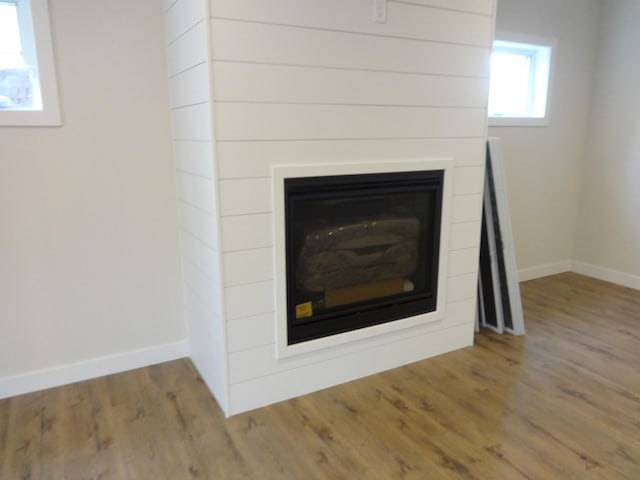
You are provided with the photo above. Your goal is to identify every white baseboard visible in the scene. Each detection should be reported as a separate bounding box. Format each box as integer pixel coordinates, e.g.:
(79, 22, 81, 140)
(0, 340, 190, 400)
(518, 260, 572, 282)
(516, 259, 640, 291)
(571, 261, 640, 290)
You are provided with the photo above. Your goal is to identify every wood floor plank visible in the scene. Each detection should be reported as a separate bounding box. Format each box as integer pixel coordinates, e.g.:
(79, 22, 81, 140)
(403, 357, 592, 479)
(378, 360, 552, 480)
(1, 393, 43, 480)
(268, 398, 363, 480)
(433, 350, 616, 479)
(336, 381, 499, 479)
(33, 387, 65, 480)
(109, 370, 174, 480)
(0, 396, 8, 476)
(1, 272, 639, 479)
(295, 387, 453, 479)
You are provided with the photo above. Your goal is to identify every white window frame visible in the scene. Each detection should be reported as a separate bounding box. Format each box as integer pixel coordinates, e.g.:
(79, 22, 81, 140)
(488, 32, 555, 128)
(0, 0, 61, 126)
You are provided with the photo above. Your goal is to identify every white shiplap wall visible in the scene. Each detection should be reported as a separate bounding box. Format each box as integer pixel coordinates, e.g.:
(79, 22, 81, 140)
(163, 0, 229, 412)
(166, 0, 495, 416)
(209, 0, 495, 415)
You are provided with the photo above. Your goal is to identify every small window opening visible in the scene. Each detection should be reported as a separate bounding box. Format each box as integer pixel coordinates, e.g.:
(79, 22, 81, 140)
(0, 0, 60, 126)
(488, 38, 553, 126)
(0, 1, 41, 110)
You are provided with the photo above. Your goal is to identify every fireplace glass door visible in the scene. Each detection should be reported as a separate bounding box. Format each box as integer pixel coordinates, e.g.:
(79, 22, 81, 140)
(285, 170, 445, 345)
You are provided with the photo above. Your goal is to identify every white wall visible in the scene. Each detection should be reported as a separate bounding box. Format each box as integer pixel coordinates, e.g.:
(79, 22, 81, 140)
(573, 0, 640, 288)
(206, 0, 494, 415)
(489, 0, 601, 279)
(0, 0, 186, 397)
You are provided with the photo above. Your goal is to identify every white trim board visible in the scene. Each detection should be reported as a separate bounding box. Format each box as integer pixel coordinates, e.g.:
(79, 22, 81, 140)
(572, 261, 640, 291)
(518, 261, 572, 282)
(0, 340, 190, 400)
(517, 260, 640, 292)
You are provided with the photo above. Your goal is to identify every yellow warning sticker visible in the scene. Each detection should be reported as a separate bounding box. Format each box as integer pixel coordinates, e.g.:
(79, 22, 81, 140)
(295, 301, 313, 319)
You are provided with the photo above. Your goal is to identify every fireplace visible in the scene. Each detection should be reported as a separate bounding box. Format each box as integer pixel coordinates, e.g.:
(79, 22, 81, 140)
(285, 170, 444, 344)
(273, 160, 452, 357)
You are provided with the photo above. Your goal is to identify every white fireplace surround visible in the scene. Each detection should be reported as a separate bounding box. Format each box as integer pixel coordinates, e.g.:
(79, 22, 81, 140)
(163, 0, 493, 416)
(273, 159, 453, 358)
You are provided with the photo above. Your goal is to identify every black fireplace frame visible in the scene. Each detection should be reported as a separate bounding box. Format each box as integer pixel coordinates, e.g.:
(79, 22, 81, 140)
(284, 170, 445, 345)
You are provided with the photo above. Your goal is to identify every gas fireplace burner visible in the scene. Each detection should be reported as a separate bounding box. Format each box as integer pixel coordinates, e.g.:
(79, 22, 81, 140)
(284, 170, 445, 345)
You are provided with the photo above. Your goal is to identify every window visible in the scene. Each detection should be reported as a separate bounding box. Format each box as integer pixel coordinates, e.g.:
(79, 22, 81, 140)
(488, 35, 553, 127)
(0, 0, 60, 126)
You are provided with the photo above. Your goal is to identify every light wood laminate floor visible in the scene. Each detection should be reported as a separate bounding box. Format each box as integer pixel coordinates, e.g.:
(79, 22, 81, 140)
(1, 272, 639, 479)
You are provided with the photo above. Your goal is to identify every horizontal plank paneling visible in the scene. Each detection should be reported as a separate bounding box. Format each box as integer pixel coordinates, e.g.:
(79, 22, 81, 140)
(184, 286, 228, 407)
(222, 248, 273, 287)
(402, 0, 494, 15)
(211, 20, 490, 77)
(219, 178, 271, 216)
(178, 203, 218, 249)
(184, 285, 223, 330)
(225, 295, 478, 359)
(452, 193, 483, 223)
(229, 303, 474, 384)
(176, 171, 216, 213)
(228, 323, 473, 410)
(165, 0, 228, 410)
(225, 293, 477, 375)
(449, 221, 481, 251)
(225, 281, 274, 320)
(188, 309, 228, 407)
(180, 229, 220, 282)
(217, 138, 485, 179)
(445, 297, 476, 324)
(166, 21, 207, 77)
(174, 141, 213, 178)
(218, 176, 483, 219)
(169, 63, 210, 108)
(165, 0, 205, 45)
(225, 296, 477, 359)
(215, 104, 486, 141)
(183, 259, 222, 308)
(453, 166, 485, 195)
(448, 247, 480, 277)
(227, 271, 478, 384)
(447, 272, 477, 302)
(164, 0, 493, 415)
(213, 62, 489, 108)
(171, 103, 212, 141)
(227, 313, 274, 353)
(220, 214, 273, 252)
(211, 0, 493, 47)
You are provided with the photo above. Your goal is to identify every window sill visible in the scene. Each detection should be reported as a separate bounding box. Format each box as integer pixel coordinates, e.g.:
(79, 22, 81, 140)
(488, 116, 549, 128)
(0, 108, 61, 127)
